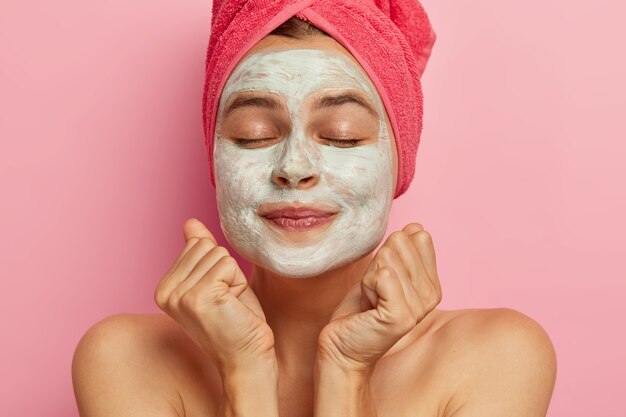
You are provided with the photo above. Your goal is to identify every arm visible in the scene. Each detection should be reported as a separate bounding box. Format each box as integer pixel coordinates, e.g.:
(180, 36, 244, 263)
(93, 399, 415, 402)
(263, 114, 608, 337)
(153, 218, 280, 417)
(313, 224, 441, 417)
(313, 361, 377, 417)
(218, 361, 280, 417)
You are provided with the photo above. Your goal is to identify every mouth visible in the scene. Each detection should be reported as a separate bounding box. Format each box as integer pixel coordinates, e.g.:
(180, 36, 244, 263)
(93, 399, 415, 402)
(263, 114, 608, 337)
(258, 202, 340, 232)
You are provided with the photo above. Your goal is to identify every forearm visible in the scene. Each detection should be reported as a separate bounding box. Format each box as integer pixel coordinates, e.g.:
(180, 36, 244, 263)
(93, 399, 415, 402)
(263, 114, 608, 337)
(218, 361, 280, 417)
(313, 360, 377, 417)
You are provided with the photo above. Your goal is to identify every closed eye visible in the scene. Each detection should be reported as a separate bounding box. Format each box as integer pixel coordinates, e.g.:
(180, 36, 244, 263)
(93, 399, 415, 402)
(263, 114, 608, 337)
(320, 137, 363, 148)
(232, 136, 364, 148)
(233, 137, 278, 146)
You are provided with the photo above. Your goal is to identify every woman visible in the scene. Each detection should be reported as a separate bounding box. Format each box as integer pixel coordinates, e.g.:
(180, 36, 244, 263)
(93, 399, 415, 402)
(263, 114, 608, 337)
(72, 6, 557, 417)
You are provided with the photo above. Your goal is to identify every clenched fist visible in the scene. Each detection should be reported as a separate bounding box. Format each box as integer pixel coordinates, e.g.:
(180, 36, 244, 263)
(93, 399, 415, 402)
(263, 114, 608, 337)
(154, 218, 276, 373)
(317, 223, 443, 374)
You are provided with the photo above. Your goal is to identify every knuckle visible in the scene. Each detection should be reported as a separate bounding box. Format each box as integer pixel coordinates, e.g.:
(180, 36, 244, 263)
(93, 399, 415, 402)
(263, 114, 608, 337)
(376, 246, 394, 262)
(195, 237, 215, 251)
(435, 287, 443, 304)
(422, 281, 435, 298)
(215, 255, 235, 267)
(201, 236, 217, 244)
(426, 299, 438, 313)
(377, 246, 391, 255)
(435, 291, 443, 307)
(153, 288, 168, 308)
(387, 231, 406, 244)
(376, 266, 395, 280)
(211, 246, 229, 258)
(404, 223, 424, 234)
(362, 269, 376, 286)
(168, 288, 185, 308)
(416, 230, 432, 243)
(180, 291, 201, 312)
(185, 237, 201, 249)
(425, 289, 442, 311)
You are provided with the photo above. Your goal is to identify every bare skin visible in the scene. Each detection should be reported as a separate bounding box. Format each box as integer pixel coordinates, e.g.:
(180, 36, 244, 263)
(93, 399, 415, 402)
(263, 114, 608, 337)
(72, 35, 557, 417)
(71, 306, 556, 417)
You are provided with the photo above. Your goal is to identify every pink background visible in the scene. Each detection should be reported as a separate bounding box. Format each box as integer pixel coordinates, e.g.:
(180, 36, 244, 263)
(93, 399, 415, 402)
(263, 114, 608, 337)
(1, 0, 624, 415)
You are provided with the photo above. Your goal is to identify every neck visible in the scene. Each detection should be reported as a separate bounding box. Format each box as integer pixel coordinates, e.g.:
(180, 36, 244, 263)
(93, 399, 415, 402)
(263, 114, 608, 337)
(249, 252, 374, 374)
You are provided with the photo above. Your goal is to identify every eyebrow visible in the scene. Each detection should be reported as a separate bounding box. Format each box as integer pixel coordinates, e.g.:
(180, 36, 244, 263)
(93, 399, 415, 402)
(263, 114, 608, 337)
(223, 94, 285, 118)
(312, 92, 379, 118)
(223, 91, 379, 118)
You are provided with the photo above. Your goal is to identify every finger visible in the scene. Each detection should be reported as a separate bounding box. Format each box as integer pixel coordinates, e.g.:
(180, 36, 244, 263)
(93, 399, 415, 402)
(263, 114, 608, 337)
(184, 218, 218, 245)
(361, 275, 378, 311)
(363, 245, 399, 305)
(365, 224, 422, 275)
(156, 237, 218, 301)
(161, 219, 217, 279)
(332, 282, 363, 320)
(362, 240, 411, 309)
(406, 231, 438, 291)
(162, 237, 201, 280)
(365, 231, 410, 276)
(364, 267, 411, 325)
(171, 245, 231, 298)
(238, 286, 266, 321)
(402, 223, 424, 235)
(155, 219, 220, 308)
(399, 241, 438, 316)
(182, 256, 248, 309)
(385, 231, 428, 293)
(410, 230, 442, 306)
(374, 246, 422, 315)
(361, 277, 377, 312)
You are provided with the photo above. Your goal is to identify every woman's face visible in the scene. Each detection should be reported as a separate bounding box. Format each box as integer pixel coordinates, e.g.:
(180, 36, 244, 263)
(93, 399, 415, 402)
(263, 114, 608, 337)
(213, 35, 397, 278)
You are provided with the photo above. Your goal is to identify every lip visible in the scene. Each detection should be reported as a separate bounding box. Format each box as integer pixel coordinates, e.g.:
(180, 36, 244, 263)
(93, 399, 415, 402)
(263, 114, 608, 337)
(258, 202, 340, 232)
(258, 201, 339, 218)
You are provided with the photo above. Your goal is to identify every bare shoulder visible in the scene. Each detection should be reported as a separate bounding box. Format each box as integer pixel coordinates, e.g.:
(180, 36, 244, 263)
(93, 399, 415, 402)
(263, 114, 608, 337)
(431, 308, 557, 417)
(72, 313, 221, 417)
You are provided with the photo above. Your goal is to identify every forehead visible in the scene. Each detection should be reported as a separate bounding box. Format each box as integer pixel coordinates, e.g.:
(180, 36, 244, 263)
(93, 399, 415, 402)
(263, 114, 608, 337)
(219, 48, 383, 112)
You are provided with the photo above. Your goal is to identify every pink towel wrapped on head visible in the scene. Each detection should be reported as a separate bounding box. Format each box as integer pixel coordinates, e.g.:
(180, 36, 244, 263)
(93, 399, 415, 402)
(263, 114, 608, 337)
(203, 0, 436, 198)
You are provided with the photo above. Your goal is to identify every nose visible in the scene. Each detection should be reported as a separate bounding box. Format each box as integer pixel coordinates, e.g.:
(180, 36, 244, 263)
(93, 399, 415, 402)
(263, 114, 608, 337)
(271, 138, 321, 190)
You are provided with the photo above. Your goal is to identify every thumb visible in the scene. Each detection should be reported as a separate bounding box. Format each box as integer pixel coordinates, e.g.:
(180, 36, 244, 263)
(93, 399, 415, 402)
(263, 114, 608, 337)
(238, 285, 267, 321)
(330, 282, 362, 321)
(183, 218, 217, 244)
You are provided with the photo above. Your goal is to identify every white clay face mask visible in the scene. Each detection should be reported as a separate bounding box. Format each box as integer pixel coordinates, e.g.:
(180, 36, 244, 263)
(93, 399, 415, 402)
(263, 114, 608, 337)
(213, 48, 394, 278)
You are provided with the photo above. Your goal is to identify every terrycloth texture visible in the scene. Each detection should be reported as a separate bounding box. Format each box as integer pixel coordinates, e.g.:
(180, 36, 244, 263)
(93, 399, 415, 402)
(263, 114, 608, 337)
(202, 0, 436, 198)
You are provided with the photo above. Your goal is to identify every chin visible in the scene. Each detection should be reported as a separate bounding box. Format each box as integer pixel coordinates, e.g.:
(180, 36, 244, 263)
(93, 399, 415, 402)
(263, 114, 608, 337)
(256, 258, 346, 279)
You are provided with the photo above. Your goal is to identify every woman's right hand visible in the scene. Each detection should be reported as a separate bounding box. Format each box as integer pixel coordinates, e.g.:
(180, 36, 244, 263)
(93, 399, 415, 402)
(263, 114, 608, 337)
(154, 218, 276, 373)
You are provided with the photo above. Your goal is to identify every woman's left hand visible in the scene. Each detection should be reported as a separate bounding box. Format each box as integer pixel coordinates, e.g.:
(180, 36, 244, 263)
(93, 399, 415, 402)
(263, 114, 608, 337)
(317, 223, 443, 375)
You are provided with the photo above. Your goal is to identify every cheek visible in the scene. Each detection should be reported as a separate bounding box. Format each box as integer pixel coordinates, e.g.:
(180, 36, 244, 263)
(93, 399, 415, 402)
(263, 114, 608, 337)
(320, 146, 390, 199)
(214, 141, 275, 205)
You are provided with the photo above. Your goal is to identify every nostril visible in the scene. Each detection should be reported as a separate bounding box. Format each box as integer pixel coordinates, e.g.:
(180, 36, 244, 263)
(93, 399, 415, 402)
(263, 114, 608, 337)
(271, 173, 319, 189)
(273, 175, 290, 187)
(300, 176, 315, 185)
(297, 174, 319, 189)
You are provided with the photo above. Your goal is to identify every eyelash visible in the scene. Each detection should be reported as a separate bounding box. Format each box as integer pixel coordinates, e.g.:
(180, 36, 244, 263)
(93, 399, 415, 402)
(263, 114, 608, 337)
(233, 137, 363, 147)
(233, 137, 276, 146)
(320, 137, 363, 147)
